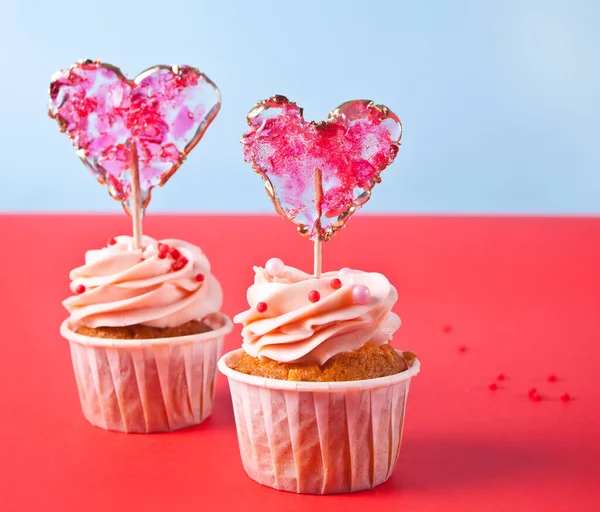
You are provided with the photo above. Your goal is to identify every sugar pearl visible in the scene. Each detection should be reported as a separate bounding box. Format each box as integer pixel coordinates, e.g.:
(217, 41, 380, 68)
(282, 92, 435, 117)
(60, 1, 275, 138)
(352, 284, 370, 304)
(265, 257, 285, 277)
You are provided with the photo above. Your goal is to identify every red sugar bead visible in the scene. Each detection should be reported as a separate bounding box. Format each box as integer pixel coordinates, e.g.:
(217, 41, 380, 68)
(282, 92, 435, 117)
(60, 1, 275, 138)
(548, 374, 557, 382)
(497, 373, 505, 381)
(257, 302, 268, 313)
(195, 273, 205, 282)
(158, 243, 169, 259)
(107, 237, 117, 246)
(75, 284, 86, 294)
(171, 257, 188, 271)
(443, 324, 453, 333)
(330, 278, 342, 290)
(308, 290, 320, 303)
(488, 382, 498, 391)
(560, 393, 570, 402)
(458, 345, 467, 353)
(169, 247, 181, 260)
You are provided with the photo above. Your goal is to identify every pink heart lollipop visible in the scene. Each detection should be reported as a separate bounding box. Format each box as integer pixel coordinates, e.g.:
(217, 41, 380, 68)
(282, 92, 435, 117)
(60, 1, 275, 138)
(49, 60, 221, 212)
(242, 95, 401, 241)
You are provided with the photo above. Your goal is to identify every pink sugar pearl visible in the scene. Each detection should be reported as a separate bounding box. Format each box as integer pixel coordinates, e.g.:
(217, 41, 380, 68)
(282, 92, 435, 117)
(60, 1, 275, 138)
(352, 284, 371, 304)
(339, 267, 352, 277)
(265, 257, 285, 277)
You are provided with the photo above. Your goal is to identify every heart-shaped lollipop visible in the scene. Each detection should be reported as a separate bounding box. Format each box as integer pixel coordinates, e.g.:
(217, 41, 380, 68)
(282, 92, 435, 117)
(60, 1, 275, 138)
(49, 60, 221, 212)
(242, 95, 401, 241)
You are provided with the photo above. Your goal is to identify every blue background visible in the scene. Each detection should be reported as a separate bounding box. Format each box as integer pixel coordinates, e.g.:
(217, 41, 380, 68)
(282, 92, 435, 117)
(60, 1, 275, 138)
(1, 0, 598, 214)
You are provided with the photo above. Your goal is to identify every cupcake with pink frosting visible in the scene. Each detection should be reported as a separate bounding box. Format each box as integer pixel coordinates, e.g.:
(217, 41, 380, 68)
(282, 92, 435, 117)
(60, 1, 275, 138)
(219, 259, 418, 494)
(48, 59, 232, 433)
(218, 95, 419, 494)
(61, 236, 232, 433)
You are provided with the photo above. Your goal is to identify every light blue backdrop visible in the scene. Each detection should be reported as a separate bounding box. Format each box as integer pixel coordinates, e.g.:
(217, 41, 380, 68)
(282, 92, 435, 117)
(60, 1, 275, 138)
(1, 0, 598, 214)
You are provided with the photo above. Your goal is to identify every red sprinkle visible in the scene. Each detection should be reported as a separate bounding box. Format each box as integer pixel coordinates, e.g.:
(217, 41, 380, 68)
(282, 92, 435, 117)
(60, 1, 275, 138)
(308, 290, 321, 303)
(548, 374, 557, 382)
(107, 237, 117, 246)
(528, 387, 537, 397)
(560, 393, 570, 402)
(489, 382, 498, 391)
(497, 373, 505, 381)
(75, 284, 86, 294)
(330, 278, 342, 290)
(158, 243, 169, 259)
(169, 247, 181, 260)
(458, 345, 467, 353)
(171, 258, 187, 271)
(257, 302, 268, 313)
(443, 324, 453, 333)
(530, 391, 542, 402)
(195, 273, 205, 282)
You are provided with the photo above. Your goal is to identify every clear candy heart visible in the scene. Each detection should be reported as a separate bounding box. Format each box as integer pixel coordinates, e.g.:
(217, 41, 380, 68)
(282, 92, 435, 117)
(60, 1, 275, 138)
(49, 60, 221, 212)
(242, 95, 401, 241)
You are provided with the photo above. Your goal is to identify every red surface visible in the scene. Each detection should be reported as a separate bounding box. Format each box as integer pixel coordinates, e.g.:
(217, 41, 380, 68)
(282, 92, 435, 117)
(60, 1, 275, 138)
(1, 214, 599, 511)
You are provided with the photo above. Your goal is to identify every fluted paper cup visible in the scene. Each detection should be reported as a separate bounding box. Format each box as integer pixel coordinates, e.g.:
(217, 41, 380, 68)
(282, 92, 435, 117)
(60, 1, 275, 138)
(218, 349, 420, 494)
(61, 313, 232, 433)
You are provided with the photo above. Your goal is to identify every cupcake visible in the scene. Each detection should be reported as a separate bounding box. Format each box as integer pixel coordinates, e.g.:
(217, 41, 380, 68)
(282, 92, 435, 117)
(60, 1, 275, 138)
(218, 95, 419, 493)
(61, 236, 231, 433)
(49, 60, 231, 432)
(219, 262, 418, 493)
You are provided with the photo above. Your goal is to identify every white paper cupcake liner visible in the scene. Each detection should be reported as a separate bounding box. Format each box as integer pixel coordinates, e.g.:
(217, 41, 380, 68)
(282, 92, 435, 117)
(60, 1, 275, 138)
(218, 349, 420, 494)
(61, 313, 232, 433)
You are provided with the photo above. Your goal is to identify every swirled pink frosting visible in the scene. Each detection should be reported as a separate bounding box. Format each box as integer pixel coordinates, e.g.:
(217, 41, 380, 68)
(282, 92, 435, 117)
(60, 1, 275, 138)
(63, 236, 223, 329)
(233, 265, 400, 365)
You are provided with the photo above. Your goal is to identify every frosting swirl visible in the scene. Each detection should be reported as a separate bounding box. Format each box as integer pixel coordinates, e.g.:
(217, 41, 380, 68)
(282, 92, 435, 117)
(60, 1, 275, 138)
(63, 236, 223, 329)
(233, 265, 400, 365)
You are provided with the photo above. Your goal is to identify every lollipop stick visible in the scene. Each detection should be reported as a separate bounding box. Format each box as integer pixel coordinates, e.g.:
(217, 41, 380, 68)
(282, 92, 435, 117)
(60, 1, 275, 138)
(314, 168, 323, 278)
(314, 237, 322, 278)
(129, 140, 143, 250)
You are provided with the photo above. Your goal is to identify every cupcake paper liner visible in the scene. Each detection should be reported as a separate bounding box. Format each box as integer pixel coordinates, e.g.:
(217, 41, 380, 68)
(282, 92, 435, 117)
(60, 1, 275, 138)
(218, 348, 420, 494)
(61, 313, 232, 433)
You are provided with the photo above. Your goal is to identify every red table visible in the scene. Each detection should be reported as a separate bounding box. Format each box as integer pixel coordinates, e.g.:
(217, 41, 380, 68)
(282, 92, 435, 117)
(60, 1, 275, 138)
(1, 214, 599, 511)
